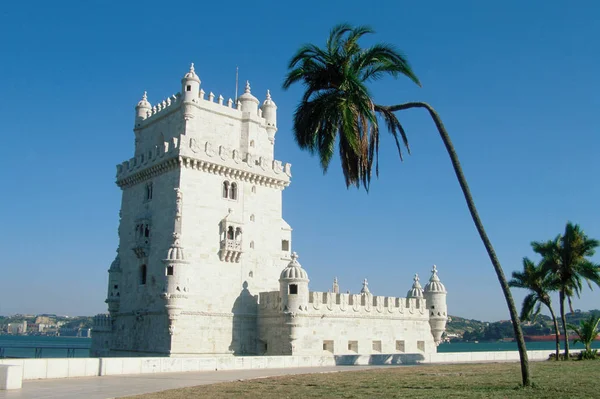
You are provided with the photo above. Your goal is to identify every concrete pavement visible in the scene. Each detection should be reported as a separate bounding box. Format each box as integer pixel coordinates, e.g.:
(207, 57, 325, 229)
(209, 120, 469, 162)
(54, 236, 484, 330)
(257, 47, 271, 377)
(0, 365, 388, 399)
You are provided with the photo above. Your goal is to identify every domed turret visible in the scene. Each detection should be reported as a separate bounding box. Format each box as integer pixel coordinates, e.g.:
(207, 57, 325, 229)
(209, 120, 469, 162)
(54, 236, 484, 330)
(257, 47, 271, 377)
(238, 81, 259, 114)
(279, 252, 309, 313)
(260, 90, 278, 142)
(135, 91, 152, 127)
(162, 233, 190, 321)
(105, 250, 122, 314)
(423, 265, 448, 345)
(407, 274, 424, 298)
(181, 63, 201, 106)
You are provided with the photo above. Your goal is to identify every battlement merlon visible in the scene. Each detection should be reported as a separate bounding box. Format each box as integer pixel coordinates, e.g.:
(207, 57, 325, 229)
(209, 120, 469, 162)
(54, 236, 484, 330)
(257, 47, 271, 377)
(258, 291, 428, 318)
(115, 136, 292, 189)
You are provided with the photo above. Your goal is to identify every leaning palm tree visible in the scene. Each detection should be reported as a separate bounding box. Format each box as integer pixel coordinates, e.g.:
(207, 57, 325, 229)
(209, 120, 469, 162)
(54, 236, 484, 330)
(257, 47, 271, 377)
(532, 222, 600, 359)
(568, 314, 600, 359)
(283, 23, 531, 386)
(509, 257, 561, 360)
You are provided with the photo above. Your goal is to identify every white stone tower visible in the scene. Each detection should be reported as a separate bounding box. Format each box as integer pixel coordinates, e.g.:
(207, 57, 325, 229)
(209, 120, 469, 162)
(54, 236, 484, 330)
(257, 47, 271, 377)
(91, 63, 293, 357)
(423, 265, 448, 345)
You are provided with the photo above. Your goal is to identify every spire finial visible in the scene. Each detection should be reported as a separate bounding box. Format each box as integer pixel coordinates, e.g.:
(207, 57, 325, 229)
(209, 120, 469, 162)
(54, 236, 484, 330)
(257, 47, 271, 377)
(142, 91, 148, 101)
(430, 265, 441, 282)
(266, 89, 271, 100)
(291, 251, 298, 261)
(414, 273, 419, 282)
(245, 80, 251, 94)
(190, 63, 195, 73)
(361, 278, 370, 294)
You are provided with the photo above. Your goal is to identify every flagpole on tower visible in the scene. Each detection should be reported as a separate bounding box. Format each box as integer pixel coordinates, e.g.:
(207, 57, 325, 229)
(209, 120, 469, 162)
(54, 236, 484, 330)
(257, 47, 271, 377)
(235, 66, 239, 102)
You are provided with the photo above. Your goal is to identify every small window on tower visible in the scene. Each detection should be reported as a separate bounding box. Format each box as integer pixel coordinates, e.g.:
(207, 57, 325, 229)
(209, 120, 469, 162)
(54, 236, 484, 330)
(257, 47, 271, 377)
(145, 182, 153, 201)
(289, 284, 298, 295)
(230, 182, 238, 200)
(166, 266, 174, 276)
(140, 264, 147, 285)
(250, 140, 255, 147)
(223, 181, 230, 198)
(186, 85, 191, 92)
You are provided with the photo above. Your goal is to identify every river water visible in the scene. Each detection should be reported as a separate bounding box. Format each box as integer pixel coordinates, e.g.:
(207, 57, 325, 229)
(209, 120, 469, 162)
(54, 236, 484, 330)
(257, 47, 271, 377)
(1, 335, 598, 358)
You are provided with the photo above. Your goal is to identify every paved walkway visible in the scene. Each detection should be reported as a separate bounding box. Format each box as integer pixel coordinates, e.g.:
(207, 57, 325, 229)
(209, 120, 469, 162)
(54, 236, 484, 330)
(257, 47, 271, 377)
(0, 366, 387, 399)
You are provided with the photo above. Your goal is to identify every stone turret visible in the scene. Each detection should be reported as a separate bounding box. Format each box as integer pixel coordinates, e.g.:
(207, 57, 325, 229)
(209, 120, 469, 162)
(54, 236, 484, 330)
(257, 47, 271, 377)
(261, 90, 277, 143)
(105, 250, 122, 315)
(238, 81, 259, 114)
(181, 63, 200, 120)
(135, 91, 151, 128)
(279, 252, 309, 313)
(407, 274, 424, 298)
(423, 265, 448, 345)
(161, 188, 190, 336)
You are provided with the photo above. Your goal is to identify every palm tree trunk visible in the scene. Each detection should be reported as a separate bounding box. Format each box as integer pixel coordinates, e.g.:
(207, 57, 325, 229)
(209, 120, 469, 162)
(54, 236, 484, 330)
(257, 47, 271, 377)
(383, 102, 531, 386)
(546, 303, 561, 360)
(559, 290, 569, 359)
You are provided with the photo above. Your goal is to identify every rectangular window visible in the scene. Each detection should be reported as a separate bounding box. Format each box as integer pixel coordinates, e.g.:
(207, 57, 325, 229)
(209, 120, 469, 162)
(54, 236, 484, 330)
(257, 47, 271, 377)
(323, 340, 334, 353)
(166, 266, 174, 276)
(347, 340, 358, 353)
(417, 340, 425, 352)
(186, 85, 191, 92)
(396, 340, 405, 353)
(289, 284, 298, 295)
(372, 340, 382, 353)
(281, 239, 290, 251)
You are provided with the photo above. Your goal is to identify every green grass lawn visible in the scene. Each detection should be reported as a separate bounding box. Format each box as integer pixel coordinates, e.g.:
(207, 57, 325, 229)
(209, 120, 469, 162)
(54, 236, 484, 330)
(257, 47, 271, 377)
(128, 361, 599, 399)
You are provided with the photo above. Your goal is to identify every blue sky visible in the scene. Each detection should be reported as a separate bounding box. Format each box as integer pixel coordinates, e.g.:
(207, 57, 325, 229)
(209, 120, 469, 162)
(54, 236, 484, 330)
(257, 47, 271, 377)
(0, 1, 598, 321)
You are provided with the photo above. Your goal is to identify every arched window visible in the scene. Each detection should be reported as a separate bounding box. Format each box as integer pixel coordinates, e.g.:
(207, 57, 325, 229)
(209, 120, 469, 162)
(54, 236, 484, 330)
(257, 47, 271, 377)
(250, 140, 255, 147)
(223, 181, 230, 198)
(250, 241, 255, 249)
(230, 182, 237, 200)
(144, 225, 150, 238)
(235, 227, 242, 242)
(227, 226, 234, 240)
(145, 182, 153, 201)
(251, 186, 256, 194)
(250, 214, 255, 222)
(140, 264, 147, 285)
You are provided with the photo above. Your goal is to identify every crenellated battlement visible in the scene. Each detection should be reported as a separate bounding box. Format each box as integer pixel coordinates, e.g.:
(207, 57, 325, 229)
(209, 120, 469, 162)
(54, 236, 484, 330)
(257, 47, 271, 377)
(92, 313, 112, 332)
(116, 136, 292, 189)
(259, 291, 427, 318)
(137, 86, 271, 129)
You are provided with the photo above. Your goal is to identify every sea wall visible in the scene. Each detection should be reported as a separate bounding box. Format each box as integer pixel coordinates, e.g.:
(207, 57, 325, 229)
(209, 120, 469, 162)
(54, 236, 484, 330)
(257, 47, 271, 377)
(0, 350, 556, 381)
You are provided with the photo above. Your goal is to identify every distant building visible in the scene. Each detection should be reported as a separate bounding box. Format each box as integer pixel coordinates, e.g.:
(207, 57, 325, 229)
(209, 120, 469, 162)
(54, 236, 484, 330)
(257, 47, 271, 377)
(91, 64, 448, 357)
(7, 321, 27, 335)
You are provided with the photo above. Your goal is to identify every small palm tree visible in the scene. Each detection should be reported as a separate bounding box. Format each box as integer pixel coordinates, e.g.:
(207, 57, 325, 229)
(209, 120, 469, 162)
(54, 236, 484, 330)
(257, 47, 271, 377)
(532, 222, 600, 359)
(509, 257, 561, 360)
(568, 314, 600, 359)
(283, 23, 531, 386)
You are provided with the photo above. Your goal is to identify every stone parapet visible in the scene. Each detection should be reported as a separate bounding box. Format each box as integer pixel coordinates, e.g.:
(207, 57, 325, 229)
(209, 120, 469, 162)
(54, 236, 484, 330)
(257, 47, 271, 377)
(116, 136, 292, 189)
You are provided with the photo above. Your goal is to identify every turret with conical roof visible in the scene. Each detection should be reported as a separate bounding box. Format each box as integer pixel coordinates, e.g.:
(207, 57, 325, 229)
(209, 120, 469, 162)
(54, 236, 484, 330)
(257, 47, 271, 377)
(181, 63, 200, 121)
(135, 91, 152, 128)
(238, 81, 259, 114)
(407, 274, 424, 298)
(260, 90, 277, 142)
(279, 252, 309, 313)
(423, 265, 448, 345)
